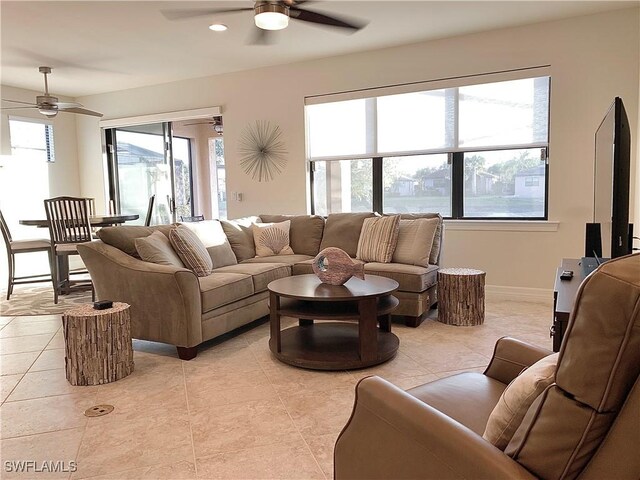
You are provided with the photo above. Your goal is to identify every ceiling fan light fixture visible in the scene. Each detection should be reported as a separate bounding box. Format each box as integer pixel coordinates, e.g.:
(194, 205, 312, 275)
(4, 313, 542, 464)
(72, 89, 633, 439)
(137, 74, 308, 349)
(38, 107, 58, 117)
(254, 3, 289, 30)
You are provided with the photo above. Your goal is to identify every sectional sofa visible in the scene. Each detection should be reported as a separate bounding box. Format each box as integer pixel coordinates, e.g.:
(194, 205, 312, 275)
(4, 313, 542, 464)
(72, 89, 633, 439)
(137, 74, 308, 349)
(77, 212, 443, 359)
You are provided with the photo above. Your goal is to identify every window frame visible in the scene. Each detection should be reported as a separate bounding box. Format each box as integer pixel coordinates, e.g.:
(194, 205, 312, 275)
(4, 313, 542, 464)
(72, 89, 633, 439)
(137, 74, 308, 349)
(307, 75, 550, 220)
(8, 116, 56, 163)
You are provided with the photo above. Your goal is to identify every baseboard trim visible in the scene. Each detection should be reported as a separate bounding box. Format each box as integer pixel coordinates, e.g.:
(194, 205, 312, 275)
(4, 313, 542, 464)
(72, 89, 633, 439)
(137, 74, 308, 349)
(486, 285, 552, 303)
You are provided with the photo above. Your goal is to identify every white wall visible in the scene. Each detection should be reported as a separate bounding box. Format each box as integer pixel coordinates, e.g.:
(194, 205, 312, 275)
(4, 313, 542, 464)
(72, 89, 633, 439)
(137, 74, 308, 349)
(75, 7, 639, 292)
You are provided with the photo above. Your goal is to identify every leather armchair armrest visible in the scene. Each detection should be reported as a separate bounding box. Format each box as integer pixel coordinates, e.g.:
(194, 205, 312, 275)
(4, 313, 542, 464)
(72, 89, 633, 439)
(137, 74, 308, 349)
(484, 336, 553, 385)
(334, 376, 536, 480)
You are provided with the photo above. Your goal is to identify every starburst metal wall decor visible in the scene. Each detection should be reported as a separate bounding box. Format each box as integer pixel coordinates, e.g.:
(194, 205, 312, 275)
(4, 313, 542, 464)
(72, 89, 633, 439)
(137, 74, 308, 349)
(238, 120, 288, 182)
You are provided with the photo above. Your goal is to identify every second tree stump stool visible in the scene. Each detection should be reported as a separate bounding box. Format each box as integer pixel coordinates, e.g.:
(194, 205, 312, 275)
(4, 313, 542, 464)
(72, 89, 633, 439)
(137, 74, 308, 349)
(62, 302, 134, 386)
(437, 268, 486, 326)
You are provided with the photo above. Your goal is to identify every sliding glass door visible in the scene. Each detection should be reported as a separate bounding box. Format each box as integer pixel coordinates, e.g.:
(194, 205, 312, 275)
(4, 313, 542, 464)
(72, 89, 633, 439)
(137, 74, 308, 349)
(105, 122, 193, 225)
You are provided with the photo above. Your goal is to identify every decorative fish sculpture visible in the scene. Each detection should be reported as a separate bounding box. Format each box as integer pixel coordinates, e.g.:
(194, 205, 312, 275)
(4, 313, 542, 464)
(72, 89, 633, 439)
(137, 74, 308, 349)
(312, 247, 365, 285)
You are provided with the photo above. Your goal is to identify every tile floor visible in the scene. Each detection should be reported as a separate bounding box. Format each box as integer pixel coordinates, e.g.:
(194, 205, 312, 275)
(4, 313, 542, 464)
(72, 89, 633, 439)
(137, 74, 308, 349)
(0, 297, 553, 479)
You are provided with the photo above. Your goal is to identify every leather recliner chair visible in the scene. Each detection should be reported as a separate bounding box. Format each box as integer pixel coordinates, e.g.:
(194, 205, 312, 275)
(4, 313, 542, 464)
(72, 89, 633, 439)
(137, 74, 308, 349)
(335, 254, 640, 479)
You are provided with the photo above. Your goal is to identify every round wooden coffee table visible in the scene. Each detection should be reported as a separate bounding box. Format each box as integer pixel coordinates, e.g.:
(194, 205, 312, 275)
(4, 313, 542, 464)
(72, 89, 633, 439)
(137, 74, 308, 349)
(268, 274, 400, 370)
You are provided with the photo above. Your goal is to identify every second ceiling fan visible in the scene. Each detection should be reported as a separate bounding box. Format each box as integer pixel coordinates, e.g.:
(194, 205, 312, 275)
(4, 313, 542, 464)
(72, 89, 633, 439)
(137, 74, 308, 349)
(162, 1, 367, 43)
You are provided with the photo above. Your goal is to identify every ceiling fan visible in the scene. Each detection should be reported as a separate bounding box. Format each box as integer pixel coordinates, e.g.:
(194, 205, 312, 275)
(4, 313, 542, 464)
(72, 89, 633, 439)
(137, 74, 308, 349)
(183, 116, 224, 135)
(1, 66, 103, 118)
(162, 1, 367, 42)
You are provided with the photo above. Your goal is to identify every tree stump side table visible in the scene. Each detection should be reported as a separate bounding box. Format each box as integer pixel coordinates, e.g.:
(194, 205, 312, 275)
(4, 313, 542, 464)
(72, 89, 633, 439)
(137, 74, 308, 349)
(62, 302, 134, 386)
(437, 268, 486, 326)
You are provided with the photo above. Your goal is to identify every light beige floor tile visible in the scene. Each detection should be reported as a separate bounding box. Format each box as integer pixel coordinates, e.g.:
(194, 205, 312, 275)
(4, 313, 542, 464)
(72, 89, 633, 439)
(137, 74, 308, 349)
(190, 398, 300, 457)
(304, 433, 338, 479)
(0, 333, 54, 355)
(1, 374, 23, 403)
(0, 352, 39, 376)
(10, 315, 62, 323)
(262, 363, 356, 396)
(30, 349, 66, 372)
(45, 332, 66, 350)
(74, 411, 193, 479)
(72, 461, 196, 480)
(194, 344, 262, 373)
(280, 387, 355, 437)
(0, 392, 95, 439)
(184, 367, 278, 410)
(7, 368, 95, 402)
(0, 317, 14, 328)
(346, 352, 433, 380)
(196, 441, 324, 480)
(0, 428, 84, 479)
(0, 320, 61, 338)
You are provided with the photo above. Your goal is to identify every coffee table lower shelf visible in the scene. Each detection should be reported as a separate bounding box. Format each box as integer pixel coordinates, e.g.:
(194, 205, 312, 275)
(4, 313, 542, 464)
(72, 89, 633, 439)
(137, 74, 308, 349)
(269, 322, 399, 370)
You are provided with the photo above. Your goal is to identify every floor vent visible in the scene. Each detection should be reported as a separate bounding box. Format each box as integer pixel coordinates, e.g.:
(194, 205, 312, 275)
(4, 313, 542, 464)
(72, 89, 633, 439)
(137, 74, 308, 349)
(84, 405, 114, 417)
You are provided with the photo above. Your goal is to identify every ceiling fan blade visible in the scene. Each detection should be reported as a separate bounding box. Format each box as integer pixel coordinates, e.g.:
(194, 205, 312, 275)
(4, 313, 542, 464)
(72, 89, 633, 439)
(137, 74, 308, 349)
(59, 106, 103, 117)
(1, 98, 37, 106)
(289, 7, 367, 31)
(161, 7, 253, 21)
(53, 102, 83, 109)
(0, 106, 37, 110)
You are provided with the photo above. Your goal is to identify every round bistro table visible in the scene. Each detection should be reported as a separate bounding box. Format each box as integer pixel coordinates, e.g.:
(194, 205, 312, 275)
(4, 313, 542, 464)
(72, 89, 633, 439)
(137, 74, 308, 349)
(268, 274, 400, 370)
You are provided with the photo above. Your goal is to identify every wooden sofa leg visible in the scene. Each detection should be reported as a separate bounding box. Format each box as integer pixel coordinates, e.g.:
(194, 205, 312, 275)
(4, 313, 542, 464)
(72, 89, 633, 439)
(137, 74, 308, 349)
(176, 346, 198, 360)
(405, 312, 427, 328)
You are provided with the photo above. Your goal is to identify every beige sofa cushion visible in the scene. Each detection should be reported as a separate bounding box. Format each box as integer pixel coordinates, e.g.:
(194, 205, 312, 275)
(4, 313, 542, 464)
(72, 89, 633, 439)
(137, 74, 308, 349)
(134, 231, 184, 267)
(199, 272, 254, 312)
(180, 220, 237, 268)
(259, 214, 325, 256)
(364, 262, 438, 293)
(221, 216, 261, 262)
(319, 212, 377, 257)
(241, 254, 314, 266)
(97, 224, 175, 258)
(215, 263, 291, 293)
(483, 353, 559, 450)
(252, 221, 295, 257)
(392, 218, 439, 267)
(356, 215, 400, 263)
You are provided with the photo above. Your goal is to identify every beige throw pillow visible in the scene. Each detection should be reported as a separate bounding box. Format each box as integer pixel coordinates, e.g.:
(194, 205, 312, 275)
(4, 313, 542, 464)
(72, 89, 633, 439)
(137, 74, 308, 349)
(134, 231, 184, 268)
(168, 225, 213, 277)
(251, 221, 295, 257)
(180, 220, 237, 268)
(483, 353, 559, 450)
(392, 218, 439, 267)
(356, 215, 400, 263)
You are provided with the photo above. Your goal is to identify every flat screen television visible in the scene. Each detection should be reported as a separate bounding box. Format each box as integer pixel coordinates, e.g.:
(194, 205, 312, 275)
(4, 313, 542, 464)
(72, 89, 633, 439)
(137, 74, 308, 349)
(587, 96, 632, 259)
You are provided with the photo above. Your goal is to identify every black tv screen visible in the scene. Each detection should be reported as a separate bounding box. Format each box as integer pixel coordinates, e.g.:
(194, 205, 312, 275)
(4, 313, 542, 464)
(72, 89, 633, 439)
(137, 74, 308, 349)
(593, 97, 631, 258)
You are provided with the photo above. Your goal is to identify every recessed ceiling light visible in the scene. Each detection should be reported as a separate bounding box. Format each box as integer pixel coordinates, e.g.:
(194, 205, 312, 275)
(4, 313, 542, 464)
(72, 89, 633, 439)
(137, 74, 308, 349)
(209, 24, 228, 32)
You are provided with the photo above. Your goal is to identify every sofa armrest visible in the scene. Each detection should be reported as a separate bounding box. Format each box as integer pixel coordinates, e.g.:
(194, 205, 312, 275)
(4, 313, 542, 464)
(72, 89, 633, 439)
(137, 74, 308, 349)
(77, 241, 203, 348)
(484, 336, 553, 384)
(335, 376, 535, 480)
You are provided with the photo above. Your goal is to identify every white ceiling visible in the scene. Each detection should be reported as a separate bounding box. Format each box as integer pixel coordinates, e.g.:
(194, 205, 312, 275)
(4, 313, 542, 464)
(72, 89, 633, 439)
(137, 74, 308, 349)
(1, 1, 636, 97)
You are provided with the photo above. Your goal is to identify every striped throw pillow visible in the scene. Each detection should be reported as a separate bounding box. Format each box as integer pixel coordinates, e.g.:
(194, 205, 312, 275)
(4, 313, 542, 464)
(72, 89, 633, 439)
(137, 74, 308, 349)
(356, 215, 400, 263)
(169, 225, 213, 277)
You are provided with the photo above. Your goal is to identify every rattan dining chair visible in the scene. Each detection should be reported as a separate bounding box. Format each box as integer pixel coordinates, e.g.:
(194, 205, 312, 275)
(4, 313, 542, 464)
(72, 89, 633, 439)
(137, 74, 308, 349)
(0, 208, 53, 300)
(43, 196, 94, 304)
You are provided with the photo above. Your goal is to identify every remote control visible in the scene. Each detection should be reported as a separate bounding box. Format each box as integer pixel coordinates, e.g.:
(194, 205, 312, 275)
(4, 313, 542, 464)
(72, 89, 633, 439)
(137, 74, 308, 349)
(560, 270, 573, 280)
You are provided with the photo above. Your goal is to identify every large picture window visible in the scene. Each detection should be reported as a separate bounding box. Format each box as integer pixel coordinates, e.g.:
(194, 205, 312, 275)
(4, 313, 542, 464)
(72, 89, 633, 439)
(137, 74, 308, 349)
(306, 74, 550, 219)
